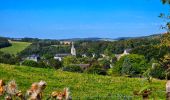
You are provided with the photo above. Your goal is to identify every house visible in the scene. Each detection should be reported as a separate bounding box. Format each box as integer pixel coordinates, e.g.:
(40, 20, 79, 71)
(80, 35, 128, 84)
(60, 41, 71, 45)
(26, 54, 40, 62)
(54, 53, 71, 61)
(115, 49, 131, 60)
(82, 54, 87, 57)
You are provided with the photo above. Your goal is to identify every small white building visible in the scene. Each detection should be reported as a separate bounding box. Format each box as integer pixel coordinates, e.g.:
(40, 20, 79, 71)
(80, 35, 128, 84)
(115, 49, 131, 60)
(26, 54, 40, 62)
(54, 54, 71, 61)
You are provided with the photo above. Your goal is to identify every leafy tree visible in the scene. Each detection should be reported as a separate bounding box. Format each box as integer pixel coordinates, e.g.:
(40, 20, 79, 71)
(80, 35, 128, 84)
(86, 63, 106, 75)
(63, 56, 77, 66)
(0, 37, 11, 48)
(150, 63, 165, 79)
(114, 54, 148, 77)
(48, 59, 63, 69)
(0, 52, 16, 64)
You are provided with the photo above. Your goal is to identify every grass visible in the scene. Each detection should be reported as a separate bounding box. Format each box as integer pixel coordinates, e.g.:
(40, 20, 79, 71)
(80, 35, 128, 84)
(0, 64, 166, 100)
(0, 41, 31, 55)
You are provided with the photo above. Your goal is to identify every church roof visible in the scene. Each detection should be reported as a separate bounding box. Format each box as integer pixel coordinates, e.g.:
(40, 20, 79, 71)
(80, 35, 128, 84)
(55, 53, 71, 57)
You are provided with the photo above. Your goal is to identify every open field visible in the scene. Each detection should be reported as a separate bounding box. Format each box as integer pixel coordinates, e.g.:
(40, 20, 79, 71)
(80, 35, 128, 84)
(0, 64, 166, 99)
(0, 41, 31, 55)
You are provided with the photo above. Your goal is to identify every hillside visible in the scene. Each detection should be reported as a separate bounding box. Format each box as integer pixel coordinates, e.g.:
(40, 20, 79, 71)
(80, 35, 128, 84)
(0, 41, 31, 55)
(0, 64, 166, 99)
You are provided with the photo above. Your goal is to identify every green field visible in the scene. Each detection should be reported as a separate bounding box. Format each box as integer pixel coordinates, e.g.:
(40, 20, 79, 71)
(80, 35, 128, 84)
(0, 41, 31, 55)
(0, 64, 166, 99)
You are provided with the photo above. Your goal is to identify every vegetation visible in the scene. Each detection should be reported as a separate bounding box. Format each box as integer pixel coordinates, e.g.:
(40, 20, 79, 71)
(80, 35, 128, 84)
(0, 64, 166, 99)
(113, 54, 148, 77)
(0, 41, 31, 55)
(0, 37, 11, 49)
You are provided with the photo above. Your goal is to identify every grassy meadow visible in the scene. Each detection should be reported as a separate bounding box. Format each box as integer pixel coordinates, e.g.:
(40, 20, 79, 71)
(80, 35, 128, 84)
(0, 64, 166, 100)
(0, 41, 31, 55)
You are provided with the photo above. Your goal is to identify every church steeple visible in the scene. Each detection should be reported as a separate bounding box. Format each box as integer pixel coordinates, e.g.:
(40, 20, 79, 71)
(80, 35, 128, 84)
(71, 42, 76, 56)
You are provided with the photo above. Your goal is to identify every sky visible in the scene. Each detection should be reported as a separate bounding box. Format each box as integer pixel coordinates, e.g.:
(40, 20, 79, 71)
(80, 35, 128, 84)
(0, 0, 169, 39)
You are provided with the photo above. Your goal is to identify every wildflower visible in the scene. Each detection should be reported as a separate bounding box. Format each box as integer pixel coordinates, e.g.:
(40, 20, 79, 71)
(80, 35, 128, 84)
(16, 91, 24, 100)
(38, 80, 47, 91)
(27, 81, 47, 100)
(6, 80, 18, 95)
(0, 80, 6, 96)
(5, 95, 12, 100)
(50, 87, 72, 100)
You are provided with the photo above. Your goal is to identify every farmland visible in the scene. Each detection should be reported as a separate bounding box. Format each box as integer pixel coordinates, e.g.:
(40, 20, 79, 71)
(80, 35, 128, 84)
(0, 41, 31, 55)
(0, 64, 166, 99)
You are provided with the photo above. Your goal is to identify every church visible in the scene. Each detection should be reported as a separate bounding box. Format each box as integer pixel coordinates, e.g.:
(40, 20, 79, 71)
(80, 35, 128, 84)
(54, 42, 76, 61)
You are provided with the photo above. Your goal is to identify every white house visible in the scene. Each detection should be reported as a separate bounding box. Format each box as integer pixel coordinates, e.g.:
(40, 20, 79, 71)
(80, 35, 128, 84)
(26, 54, 40, 62)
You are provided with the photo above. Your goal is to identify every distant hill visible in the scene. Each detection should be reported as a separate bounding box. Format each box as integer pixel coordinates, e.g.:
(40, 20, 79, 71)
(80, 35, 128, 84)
(2, 33, 162, 42)
(59, 37, 115, 41)
(114, 34, 162, 40)
(0, 64, 166, 99)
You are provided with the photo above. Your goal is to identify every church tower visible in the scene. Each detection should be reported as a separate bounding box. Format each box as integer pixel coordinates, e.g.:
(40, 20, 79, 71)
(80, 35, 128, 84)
(71, 42, 76, 56)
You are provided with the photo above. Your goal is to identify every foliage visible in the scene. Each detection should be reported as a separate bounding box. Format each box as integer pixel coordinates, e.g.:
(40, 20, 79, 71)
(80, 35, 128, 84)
(48, 59, 63, 69)
(18, 42, 70, 58)
(62, 65, 83, 73)
(63, 56, 78, 66)
(75, 38, 160, 57)
(150, 63, 166, 79)
(131, 45, 170, 61)
(85, 63, 106, 75)
(162, 0, 170, 4)
(113, 54, 148, 76)
(0, 37, 11, 49)
(0, 52, 17, 64)
(22, 60, 39, 68)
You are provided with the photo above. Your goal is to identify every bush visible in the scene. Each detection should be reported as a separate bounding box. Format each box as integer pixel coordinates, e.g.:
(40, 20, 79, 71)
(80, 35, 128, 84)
(22, 60, 39, 67)
(62, 65, 83, 73)
(86, 63, 107, 75)
(48, 59, 63, 69)
(0, 52, 17, 64)
(150, 64, 166, 79)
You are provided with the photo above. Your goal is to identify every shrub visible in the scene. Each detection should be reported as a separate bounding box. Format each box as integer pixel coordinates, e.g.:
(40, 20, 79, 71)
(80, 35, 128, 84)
(150, 64, 166, 79)
(22, 60, 39, 67)
(85, 63, 106, 75)
(48, 59, 63, 69)
(0, 52, 17, 64)
(62, 65, 83, 73)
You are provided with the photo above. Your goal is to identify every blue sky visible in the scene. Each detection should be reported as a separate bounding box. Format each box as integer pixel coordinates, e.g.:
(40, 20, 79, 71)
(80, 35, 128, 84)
(0, 0, 169, 39)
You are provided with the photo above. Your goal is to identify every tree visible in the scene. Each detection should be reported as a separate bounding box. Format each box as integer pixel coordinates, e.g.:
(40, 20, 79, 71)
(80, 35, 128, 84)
(63, 56, 77, 66)
(86, 62, 106, 75)
(48, 59, 63, 69)
(162, 0, 170, 4)
(114, 54, 148, 77)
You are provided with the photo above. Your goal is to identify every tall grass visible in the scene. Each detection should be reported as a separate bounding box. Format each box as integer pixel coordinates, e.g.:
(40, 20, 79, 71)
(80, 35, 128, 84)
(0, 64, 166, 99)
